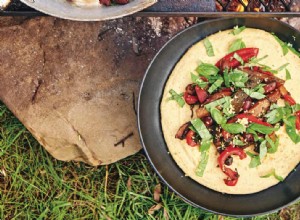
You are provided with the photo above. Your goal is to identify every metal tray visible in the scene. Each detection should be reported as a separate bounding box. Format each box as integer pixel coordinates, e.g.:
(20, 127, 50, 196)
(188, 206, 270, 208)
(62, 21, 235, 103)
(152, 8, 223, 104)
(2, 0, 300, 17)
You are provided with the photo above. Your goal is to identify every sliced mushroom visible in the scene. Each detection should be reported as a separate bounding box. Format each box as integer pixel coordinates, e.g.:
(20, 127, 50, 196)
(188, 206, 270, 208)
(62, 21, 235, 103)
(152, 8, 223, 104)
(248, 98, 271, 117)
(196, 107, 210, 119)
(175, 122, 191, 140)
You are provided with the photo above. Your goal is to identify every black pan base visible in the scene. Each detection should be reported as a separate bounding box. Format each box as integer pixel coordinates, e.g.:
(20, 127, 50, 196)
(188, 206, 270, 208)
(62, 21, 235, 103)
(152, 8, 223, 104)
(138, 18, 300, 217)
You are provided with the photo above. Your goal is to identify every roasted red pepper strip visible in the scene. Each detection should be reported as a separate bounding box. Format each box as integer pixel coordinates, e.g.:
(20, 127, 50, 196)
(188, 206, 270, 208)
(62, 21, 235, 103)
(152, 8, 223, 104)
(215, 48, 259, 70)
(218, 146, 247, 186)
(235, 113, 272, 127)
(186, 130, 199, 147)
(184, 92, 198, 105)
(295, 111, 300, 130)
(224, 178, 238, 186)
(195, 85, 208, 103)
(283, 94, 296, 106)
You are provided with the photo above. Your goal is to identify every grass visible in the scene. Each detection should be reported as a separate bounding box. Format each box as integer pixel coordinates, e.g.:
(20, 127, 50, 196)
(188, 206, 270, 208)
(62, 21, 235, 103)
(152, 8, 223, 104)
(0, 101, 299, 220)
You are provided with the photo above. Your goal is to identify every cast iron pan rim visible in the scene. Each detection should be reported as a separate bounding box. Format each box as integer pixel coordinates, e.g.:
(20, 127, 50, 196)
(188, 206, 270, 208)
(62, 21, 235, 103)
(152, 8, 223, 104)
(138, 17, 300, 217)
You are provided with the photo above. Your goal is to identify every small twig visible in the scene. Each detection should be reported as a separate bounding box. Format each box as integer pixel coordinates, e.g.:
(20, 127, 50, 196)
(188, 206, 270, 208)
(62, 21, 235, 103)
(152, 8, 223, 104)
(132, 92, 137, 115)
(98, 28, 113, 41)
(114, 132, 134, 147)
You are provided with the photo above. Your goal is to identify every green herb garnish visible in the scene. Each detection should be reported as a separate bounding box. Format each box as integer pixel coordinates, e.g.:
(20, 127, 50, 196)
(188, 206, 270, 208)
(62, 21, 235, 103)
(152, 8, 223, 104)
(284, 116, 300, 144)
(232, 26, 246, 35)
(191, 118, 212, 141)
(229, 38, 246, 53)
(247, 123, 276, 135)
(260, 168, 284, 181)
(196, 63, 219, 79)
(208, 76, 224, 94)
(266, 135, 279, 153)
(246, 152, 261, 168)
(167, 89, 185, 107)
(210, 108, 227, 125)
(221, 123, 245, 134)
(204, 38, 215, 57)
(233, 53, 244, 65)
(259, 140, 267, 160)
(191, 73, 208, 88)
(242, 88, 265, 100)
(286, 69, 291, 80)
(195, 140, 211, 177)
(228, 69, 248, 88)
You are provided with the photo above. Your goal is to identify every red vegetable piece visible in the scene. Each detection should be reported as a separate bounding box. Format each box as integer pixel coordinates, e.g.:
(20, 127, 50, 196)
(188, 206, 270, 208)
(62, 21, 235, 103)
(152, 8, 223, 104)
(186, 84, 196, 96)
(235, 113, 272, 127)
(186, 130, 199, 147)
(100, 0, 111, 6)
(222, 129, 231, 141)
(195, 85, 208, 103)
(264, 82, 277, 94)
(114, 0, 129, 4)
(296, 117, 300, 131)
(218, 146, 246, 187)
(184, 92, 198, 105)
(283, 94, 296, 106)
(295, 111, 300, 130)
(215, 48, 259, 70)
(224, 167, 239, 180)
(224, 178, 238, 186)
(218, 146, 247, 170)
(204, 89, 232, 104)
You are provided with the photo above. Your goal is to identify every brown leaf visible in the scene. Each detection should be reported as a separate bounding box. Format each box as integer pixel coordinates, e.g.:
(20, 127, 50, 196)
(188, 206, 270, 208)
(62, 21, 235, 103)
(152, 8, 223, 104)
(148, 203, 162, 215)
(153, 184, 161, 202)
(163, 208, 170, 220)
(279, 207, 292, 220)
(218, 215, 224, 220)
(127, 177, 132, 191)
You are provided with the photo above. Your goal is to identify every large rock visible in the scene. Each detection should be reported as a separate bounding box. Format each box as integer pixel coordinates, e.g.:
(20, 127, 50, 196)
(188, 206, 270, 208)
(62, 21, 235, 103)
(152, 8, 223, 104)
(0, 16, 194, 165)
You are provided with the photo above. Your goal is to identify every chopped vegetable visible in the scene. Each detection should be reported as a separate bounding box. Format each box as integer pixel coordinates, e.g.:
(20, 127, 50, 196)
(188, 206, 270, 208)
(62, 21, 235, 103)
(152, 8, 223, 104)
(286, 69, 291, 80)
(221, 123, 245, 134)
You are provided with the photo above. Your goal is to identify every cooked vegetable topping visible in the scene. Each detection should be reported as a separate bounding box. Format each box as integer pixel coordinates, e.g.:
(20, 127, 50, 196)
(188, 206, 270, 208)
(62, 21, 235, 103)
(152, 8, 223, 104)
(172, 32, 300, 186)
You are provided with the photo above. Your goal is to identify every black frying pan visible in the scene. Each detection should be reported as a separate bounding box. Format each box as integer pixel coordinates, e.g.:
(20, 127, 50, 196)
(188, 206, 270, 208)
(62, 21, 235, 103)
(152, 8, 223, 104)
(138, 18, 300, 217)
